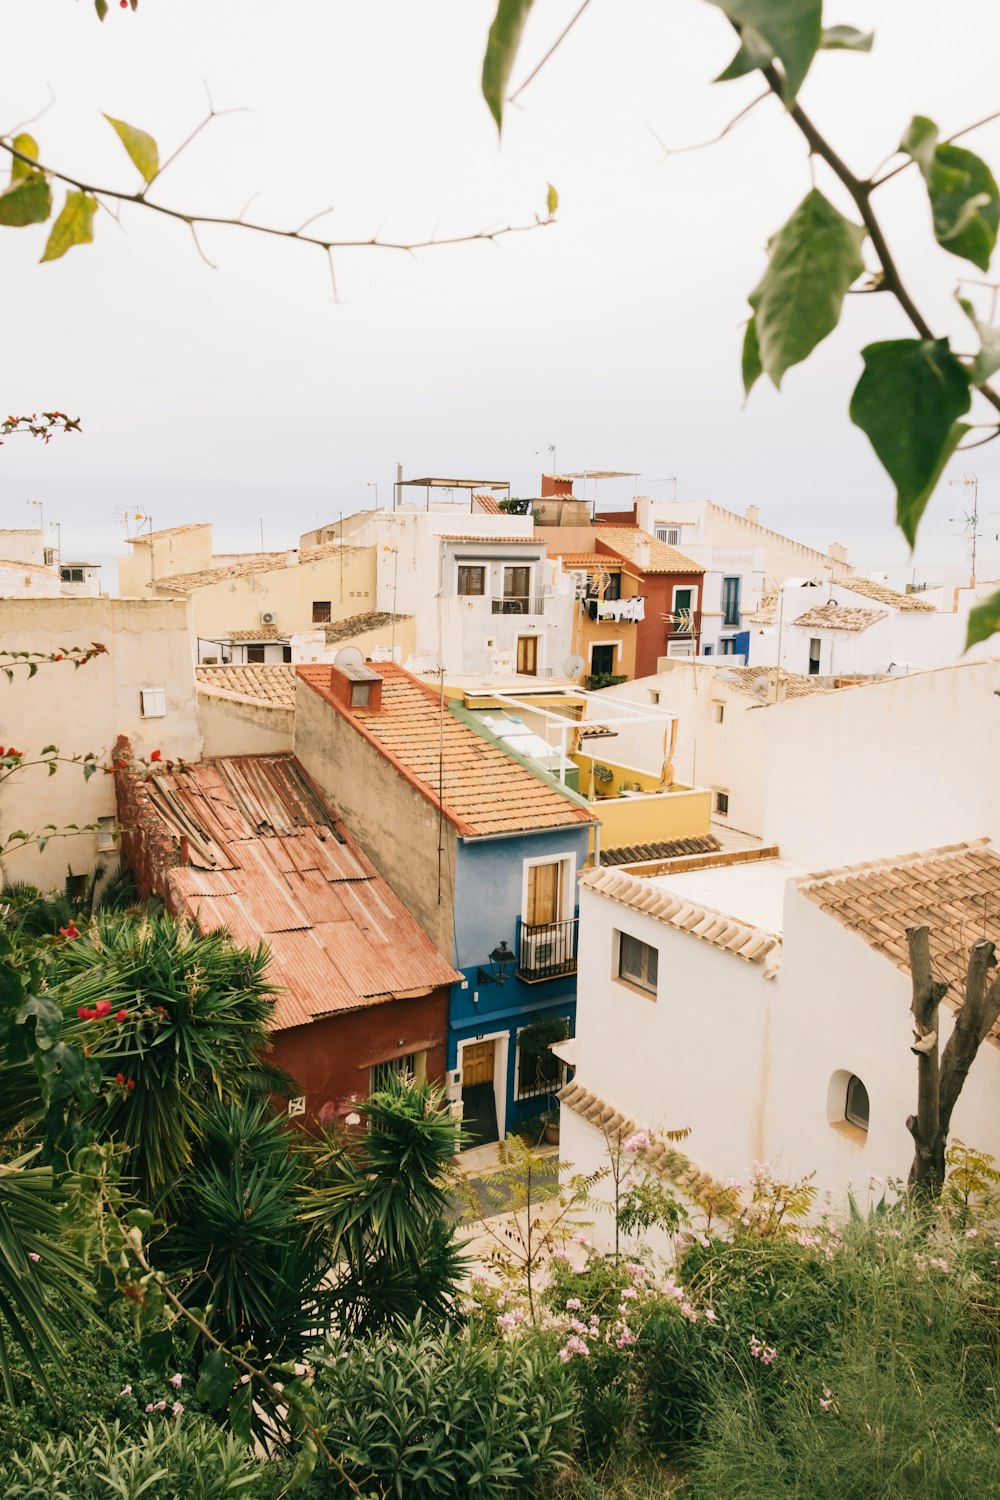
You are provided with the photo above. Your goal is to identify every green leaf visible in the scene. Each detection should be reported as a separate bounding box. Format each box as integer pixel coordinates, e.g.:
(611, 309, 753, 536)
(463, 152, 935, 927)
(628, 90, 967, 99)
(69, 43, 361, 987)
(196, 1347, 235, 1411)
(16, 996, 62, 1050)
(956, 295, 1000, 385)
(901, 117, 999, 272)
(748, 188, 866, 386)
(966, 587, 1000, 649)
(546, 182, 558, 216)
(0, 174, 52, 227)
(849, 338, 972, 546)
(10, 134, 40, 183)
(288, 1434, 319, 1491)
(482, 0, 535, 133)
(742, 315, 762, 397)
(41, 192, 97, 262)
(103, 114, 159, 184)
(706, 0, 822, 101)
(820, 25, 873, 52)
(716, 22, 773, 81)
(95, 0, 108, 17)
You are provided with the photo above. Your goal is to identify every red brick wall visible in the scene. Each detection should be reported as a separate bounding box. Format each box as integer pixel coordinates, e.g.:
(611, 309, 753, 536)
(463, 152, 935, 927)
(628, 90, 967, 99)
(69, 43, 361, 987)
(632, 573, 702, 678)
(271, 987, 450, 1128)
(112, 736, 182, 908)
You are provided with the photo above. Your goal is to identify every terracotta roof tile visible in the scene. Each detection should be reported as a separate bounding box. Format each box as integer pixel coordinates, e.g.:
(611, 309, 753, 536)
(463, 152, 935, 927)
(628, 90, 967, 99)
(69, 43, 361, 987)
(552, 552, 623, 569)
(297, 662, 596, 838)
(323, 610, 411, 645)
(143, 754, 459, 1030)
(196, 664, 296, 707)
(841, 577, 936, 612)
(594, 526, 705, 574)
(473, 494, 503, 514)
(600, 834, 722, 865)
(793, 601, 888, 632)
(434, 533, 538, 545)
(797, 841, 1000, 1040)
(152, 541, 366, 594)
(715, 666, 831, 701)
(579, 865, 780, 968)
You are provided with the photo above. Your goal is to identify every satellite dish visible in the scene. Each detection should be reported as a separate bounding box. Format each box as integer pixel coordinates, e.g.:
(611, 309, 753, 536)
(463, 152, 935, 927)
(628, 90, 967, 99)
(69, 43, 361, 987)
(563, 654, 585, 680)
(334, 646, 364, 669)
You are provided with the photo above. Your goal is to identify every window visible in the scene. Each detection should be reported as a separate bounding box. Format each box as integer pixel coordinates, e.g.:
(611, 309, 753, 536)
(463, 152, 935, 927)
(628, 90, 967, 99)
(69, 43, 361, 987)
(67, 873, 87, 902)
(673, 586, 694, 617)
(722, 576, 741, 626)
(590, 643, 616, 675)
(350, 682, 371, 707)
(282, 645, 293, 663)
(246, 645, 266, 664)
(97, 816, 117, 849)
(60, 565, 84, 582)
(845, 1074, 870, 1130)
(703, 644, 713, 655)
(312, 601, 332, 623)
(369, 1051, 425, 1094)
(649, 690, 660, 705)
(656, 527, 680, 546)
(719, 638, 737, 656)
(457, 565, 485, 596)
(714, 790, 730, 815)
(618, 932, 658, 994)
(712, 701, 725, 724)
(808, 638, 822, 675)
(139, 687, 166, 717)
(526, 860, 565, 925)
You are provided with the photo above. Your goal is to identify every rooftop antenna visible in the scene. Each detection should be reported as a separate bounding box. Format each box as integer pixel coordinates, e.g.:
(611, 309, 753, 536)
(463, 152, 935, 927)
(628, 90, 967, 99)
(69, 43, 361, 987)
(651, 477, 678, 502)
(948, 473, 980, 585)
(536, 441, 557, 475)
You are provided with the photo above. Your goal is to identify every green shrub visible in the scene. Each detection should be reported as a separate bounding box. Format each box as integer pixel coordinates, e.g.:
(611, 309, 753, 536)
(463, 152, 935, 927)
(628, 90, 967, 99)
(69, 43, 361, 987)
(304, 1320, 576, 1498)
(0, 1416, 274, 1499)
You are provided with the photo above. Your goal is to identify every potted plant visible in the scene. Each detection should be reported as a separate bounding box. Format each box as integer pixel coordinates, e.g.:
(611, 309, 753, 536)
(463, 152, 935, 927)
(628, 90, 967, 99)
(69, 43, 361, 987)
(541, 1104, 560, 1146)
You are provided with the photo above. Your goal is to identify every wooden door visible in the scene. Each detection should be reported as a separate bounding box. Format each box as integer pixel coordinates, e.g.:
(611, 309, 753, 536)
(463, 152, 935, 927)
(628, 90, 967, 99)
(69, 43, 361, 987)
(461, 1039, 496, 1087)
(527, 861, 562, 925)
(516, 635, 538, 675)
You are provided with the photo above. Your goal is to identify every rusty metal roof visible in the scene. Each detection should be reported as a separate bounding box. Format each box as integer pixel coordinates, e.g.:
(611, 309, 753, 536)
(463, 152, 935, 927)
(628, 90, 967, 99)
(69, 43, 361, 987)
(144, 754, 459, 1031)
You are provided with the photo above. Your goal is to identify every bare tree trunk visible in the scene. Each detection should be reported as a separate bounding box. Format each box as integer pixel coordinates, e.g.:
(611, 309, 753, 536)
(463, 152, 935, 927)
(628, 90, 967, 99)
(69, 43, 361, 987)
(906, 927, 1000, 1198)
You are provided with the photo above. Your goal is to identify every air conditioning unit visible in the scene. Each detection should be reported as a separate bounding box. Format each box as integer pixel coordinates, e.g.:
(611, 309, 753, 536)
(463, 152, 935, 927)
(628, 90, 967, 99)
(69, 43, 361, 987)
(260, 610, 277, 627)
(520, 930, 558, 970)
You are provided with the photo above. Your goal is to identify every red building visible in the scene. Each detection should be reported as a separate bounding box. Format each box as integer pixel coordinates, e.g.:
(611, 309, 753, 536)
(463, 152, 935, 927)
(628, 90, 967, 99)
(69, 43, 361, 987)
(595, 526, 706, 678)
(115, 744, 459, 1128)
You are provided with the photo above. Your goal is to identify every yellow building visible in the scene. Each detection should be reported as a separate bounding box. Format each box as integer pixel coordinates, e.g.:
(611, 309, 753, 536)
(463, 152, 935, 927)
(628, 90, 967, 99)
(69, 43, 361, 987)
(545, 542, 640, 685)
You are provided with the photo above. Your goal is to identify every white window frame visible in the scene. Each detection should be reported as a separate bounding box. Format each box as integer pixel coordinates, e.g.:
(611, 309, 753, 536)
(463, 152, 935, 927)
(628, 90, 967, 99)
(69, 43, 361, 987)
(97, 816, 117, 850)
(672, 584, 698, 615)
(615, 929, 659, 997)
(712, 701, 725, 724)
(139, 687, 166, 718)
(588, 639, 621, 668)
(520, 851, 577, 925)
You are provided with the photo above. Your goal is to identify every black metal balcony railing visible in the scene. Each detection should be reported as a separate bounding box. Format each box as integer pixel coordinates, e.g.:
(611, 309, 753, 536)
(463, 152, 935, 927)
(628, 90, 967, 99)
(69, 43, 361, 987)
(491, 595, 545, 615)
(516, 917, 579, 980)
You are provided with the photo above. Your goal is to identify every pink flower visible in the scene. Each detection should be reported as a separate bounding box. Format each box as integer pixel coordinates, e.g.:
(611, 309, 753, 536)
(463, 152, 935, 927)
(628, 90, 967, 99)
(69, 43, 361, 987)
(624, 1130, 650, 1155)
(169, 1373, 183, 1389)
(965, 1228, 979, 1238)
(615, 1326, 636, 1348)
(565, 1297, 582, 1311)
(560, 1335, 590, 1360)
(119, 1385, 132, 1396)
(497, 1312, 517, 1332)
(620, 1286, 638, 1300)
(704, 1308, 718, 1323)
(28, 1251, 40, 1263)
(171, 1401, 184, 1416)
(624, 1262, 646, 1279)
(345, 1112, 361, 1126)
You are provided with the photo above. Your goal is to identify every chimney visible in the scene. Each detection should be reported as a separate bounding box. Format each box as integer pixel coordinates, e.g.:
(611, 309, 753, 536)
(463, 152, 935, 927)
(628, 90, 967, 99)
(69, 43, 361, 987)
(634, 536, 651, 570)
(828, 542, 848, 569)
(541, 474, 574, 498)
(328, 663, 383, 713)
(745, 505, 760, 525)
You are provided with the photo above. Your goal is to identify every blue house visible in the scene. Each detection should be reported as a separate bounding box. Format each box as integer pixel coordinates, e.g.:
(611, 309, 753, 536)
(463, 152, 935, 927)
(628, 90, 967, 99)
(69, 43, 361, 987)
(295, 662, 596, 1143)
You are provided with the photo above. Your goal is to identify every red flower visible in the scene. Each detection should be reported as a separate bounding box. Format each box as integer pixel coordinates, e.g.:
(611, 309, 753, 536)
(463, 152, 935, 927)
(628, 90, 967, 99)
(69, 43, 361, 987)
(77, 1006, 89, 1020)
(126, 1079, 136, 1091)
(59, 924, 80, 939)
(95, 999, 112, 1018)
(53, 653, 64, 662)
(115, 1072, 125, 1086)
(116, 1009, 128, 1023)
(149, 749, 162, 763)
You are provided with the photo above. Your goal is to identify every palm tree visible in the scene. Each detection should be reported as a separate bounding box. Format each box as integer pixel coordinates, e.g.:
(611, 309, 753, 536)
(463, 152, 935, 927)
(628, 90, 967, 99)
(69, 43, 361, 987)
(302, 1075, 470, 1335)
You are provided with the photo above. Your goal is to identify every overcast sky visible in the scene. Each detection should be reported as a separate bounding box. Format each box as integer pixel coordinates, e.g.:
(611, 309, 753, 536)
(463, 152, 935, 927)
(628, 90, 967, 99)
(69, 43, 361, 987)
(2, 0, 999, 588)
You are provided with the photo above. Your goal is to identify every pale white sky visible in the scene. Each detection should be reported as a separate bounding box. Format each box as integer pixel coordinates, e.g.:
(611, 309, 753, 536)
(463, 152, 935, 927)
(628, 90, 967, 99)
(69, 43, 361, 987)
(2, 0, 999, 587)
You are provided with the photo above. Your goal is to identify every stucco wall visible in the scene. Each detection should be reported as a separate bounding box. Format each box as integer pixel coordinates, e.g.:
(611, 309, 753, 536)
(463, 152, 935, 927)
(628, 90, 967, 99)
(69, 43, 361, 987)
(0, 597, 202, 890)
(119, 526, 212, 596)
(198, 692, 295, 757)
(0, 562, 61, 598)
(271, 989, 450, 1128)
(762, 659, 1000, 867)
(293, 676, 457, 958)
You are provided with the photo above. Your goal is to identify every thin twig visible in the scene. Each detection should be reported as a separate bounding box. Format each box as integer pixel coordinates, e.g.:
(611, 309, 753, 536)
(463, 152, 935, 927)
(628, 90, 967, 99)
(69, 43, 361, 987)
(0, 137, 555, 258)
(2, 85, 57, 139)
(956, 425, 1000, 451)
(188, 220, 217, 270)
(141, 106, 247, 198)
(871, 109, 1000, 189)
(646, 90, 770, 161)
(508, 0, 594, 107)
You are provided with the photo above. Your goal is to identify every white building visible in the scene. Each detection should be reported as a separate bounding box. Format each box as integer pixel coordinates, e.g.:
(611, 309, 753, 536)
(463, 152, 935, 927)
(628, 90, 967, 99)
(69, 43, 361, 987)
(561, 840, 1000, 1231)
(635, 497, 853, 586)
(0, 531, 101, 599)
(749, 576, 968, 676)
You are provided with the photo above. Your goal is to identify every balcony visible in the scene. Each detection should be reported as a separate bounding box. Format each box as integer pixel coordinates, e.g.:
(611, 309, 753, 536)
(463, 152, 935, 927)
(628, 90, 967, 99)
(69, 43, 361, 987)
(491, 595, 546, 615)
(516, 916, 578, 981)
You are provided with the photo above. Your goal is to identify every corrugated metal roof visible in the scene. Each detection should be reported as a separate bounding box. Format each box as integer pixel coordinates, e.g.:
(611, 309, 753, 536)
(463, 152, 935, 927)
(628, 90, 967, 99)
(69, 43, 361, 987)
(143, 754, 459, 1030)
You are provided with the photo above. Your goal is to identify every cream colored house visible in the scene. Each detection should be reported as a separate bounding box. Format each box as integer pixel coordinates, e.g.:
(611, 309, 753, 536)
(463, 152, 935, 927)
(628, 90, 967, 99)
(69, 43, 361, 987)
(0, 530, 101, 599)
(0, 596, 202, 890)
(119, 524, 377, 663)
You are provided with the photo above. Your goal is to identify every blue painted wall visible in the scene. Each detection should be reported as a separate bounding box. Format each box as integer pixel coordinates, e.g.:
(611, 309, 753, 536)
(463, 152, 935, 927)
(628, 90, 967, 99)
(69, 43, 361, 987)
(449, 827, 591, 1126)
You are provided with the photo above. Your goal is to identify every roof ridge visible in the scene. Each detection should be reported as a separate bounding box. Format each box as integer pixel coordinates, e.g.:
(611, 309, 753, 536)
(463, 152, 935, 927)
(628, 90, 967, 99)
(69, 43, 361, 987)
(580, 865, 781, 968)
(797, 838, 993, 889)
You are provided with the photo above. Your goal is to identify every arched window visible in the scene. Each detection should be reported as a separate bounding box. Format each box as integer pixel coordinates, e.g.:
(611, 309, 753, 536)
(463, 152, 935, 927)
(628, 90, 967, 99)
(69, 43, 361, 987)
(845, 1074, 870, 1131)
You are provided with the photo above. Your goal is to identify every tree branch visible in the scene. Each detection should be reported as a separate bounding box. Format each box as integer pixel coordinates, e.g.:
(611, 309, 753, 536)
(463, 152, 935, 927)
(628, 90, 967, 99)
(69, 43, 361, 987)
(646, 90, 770, 161)
(508, 0, 594, 108)
(939, 941, 1000, 1132)
(871, 109, 1000, 189)
(0, 138, 554, 260)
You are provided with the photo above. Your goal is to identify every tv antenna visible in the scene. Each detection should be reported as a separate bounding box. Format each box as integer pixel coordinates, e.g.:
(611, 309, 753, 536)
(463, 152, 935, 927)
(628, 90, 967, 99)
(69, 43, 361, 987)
(536, 441, 557, 474)
(948, 473, 980, 585)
